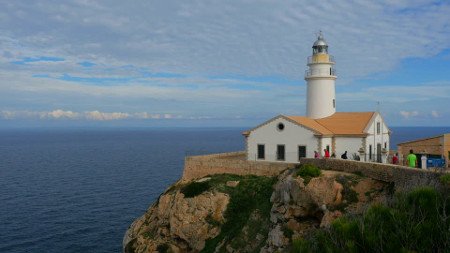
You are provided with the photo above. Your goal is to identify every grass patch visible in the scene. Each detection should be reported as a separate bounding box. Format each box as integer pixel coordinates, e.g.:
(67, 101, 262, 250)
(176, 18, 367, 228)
(291, 187, 450, 253)
(201, 174, 276, 252)
(296, 164, 321, 184)
(180, 181, 211, 198)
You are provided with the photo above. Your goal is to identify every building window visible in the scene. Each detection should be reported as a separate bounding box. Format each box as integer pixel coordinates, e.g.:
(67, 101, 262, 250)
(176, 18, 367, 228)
(326, 145, 330, 152)
(277, 123, 285, 131)
(384, 142, 387, 149)
(333, 99, 335, 108)
(298, 146, 306, 160)
(377, 122, 381, 134)
(369, 145, 372, 160)
(277, 145, 285, 161)
(257, 144, 265, 159)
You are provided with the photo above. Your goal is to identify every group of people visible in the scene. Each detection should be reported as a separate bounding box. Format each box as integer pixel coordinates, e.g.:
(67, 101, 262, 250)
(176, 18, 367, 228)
(392, 149, 418, 168)
(314, 149, 348, 159)
(314, 148, 418, 168)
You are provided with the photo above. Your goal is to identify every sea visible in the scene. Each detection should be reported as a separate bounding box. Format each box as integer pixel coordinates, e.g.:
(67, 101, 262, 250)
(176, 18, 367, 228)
(0, 126, 449, 253)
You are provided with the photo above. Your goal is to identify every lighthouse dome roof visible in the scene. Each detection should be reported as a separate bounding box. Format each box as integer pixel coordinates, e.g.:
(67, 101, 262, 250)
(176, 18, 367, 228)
(313, 33, 327, 47)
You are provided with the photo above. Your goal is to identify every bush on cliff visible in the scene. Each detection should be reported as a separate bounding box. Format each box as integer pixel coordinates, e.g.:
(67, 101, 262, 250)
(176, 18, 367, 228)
(291, 187, 450, 253)
(180, 181, 211, 198)
(201, 174, 276, 253)
(296, 164, 321, 184)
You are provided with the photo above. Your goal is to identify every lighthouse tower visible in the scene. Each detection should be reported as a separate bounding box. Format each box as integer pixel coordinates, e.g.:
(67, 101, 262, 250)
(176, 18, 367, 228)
(305, 32, 337, 119)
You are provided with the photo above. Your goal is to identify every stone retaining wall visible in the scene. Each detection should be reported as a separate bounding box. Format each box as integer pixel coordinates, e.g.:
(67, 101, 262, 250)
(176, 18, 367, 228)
(182, 151, 296, 181)
(300, 158, 443, 191)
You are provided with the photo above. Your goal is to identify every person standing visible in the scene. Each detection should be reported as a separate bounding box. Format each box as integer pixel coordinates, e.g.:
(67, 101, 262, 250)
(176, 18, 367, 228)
(324, 149, 330, 158)
(406, 149, 417, 168)
(314, 151, 320, 159)
(341, 151, 348, 159)
(392, 153, 399, 165)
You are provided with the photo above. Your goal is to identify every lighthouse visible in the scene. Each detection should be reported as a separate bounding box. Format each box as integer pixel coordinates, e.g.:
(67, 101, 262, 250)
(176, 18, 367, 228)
(305, 32, 337, 119)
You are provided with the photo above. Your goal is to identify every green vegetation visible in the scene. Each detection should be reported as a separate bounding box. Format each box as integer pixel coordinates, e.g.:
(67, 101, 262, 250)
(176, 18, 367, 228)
(180, 181, 211, 198)
(296, 164, 322, 184)
(331, 175, 359, 211)
(201, 174, 276, 253)
(440, 174, 450, 186)
(291, 187, 450, 253)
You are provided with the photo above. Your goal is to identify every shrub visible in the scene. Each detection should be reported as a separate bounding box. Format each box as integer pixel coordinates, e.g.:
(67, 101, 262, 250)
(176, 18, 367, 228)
(202, 175, 276, 252)
(292, 187, 450, 253)
(440, 174, 450, 186)
(296, 164, 321, 184)
(180, 181, 211, 198)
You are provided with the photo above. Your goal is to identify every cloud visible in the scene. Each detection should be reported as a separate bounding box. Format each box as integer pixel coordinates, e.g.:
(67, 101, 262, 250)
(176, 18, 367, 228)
(400, 111, 419, 119)
(0, 109, 179, 121)
(84, 111, 129, 120)
(44, 109, 80, 119)
(431, 110, 439, 118)
(1, 1, 450, 79)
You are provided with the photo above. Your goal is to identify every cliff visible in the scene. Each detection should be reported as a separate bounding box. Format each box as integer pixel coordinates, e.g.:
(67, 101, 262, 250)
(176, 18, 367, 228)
(123, 165, 393, 253)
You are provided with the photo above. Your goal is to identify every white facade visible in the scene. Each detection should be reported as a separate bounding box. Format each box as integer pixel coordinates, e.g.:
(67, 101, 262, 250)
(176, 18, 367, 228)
(246, 116, 318, 163)
(363, 113, 390, 162)
(335, 137, 364, 159)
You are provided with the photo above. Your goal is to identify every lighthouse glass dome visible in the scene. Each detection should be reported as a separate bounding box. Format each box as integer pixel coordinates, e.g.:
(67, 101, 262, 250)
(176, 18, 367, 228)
(312, 34, 328, 54)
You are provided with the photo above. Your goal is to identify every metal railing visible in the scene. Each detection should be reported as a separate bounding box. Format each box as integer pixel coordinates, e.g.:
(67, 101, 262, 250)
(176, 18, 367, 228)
(305, 68, 336, 78)
(307, 55, 335, 64)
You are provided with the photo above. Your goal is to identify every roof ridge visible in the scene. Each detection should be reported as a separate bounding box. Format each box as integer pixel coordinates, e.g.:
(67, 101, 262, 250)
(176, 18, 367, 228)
(314, 118, 335, 134)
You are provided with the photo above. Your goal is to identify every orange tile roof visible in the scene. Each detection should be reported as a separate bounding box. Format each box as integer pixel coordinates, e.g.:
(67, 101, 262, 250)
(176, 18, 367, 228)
(316, 112, 375, 135)
(286, 116, 333, 135)
(287, 112, 375, 136)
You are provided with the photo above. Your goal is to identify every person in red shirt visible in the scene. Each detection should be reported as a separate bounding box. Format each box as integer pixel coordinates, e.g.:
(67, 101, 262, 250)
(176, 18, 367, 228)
(324, 149, 330, 158)
(392, 153, 399, 165)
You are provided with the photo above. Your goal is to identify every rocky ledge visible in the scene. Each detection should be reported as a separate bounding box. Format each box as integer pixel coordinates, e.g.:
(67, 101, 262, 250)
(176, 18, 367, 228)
(124, 166, 391, 253)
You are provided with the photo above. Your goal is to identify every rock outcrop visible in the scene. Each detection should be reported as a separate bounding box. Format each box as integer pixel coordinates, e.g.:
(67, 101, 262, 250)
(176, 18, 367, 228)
(124, 169, 390, 253)
(124, 184, 229, 253)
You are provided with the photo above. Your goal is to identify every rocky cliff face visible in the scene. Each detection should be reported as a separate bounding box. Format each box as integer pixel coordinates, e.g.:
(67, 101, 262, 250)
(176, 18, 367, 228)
(124, 185, 230, 252)
(124, 168, 391, 253)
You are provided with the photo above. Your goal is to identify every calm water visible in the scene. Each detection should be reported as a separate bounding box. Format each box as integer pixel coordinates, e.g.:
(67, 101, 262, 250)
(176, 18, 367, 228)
(0, 126, 449, 253)
(0, 128, 243, 253)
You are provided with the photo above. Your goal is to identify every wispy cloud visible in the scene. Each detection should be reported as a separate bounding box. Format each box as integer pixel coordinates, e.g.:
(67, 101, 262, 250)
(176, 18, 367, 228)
(400, 111, 419, 119)
(0, 109, 179, 121)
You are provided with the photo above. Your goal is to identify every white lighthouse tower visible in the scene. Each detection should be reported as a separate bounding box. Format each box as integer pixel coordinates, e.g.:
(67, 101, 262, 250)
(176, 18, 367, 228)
(305, 32, 337, 119)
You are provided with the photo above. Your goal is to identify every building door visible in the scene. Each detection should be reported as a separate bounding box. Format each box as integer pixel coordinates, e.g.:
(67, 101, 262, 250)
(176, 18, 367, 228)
(377, 143, 382, 163)
(257, 144, 265, 160)
(277, 145, 285, 161)
(298, 146, 306, 160)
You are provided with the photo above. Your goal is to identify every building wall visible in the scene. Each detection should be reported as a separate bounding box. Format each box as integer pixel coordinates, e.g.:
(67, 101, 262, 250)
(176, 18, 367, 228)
(364, 113, 390, 162)
(306, 77, 336, 119)
(397, 134, 450, 167)
(183, 151, 296, 181)
(247, 117, 319, 162)
(299, 158, 442, 192)
(182, 152, 442, 192)
(335, 137, 364, 159)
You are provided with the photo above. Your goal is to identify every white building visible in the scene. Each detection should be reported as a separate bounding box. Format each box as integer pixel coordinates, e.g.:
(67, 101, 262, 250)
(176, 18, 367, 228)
(243, 33, 390, 163)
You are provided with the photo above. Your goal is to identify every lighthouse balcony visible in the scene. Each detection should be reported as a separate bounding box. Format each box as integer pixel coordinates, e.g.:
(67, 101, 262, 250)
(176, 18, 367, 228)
(307, 55, 335, 64)
(305, 68, 336, 78)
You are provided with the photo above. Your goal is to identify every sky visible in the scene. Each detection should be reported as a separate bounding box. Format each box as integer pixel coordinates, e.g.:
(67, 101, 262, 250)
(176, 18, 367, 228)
(1, 0, 450, 127)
